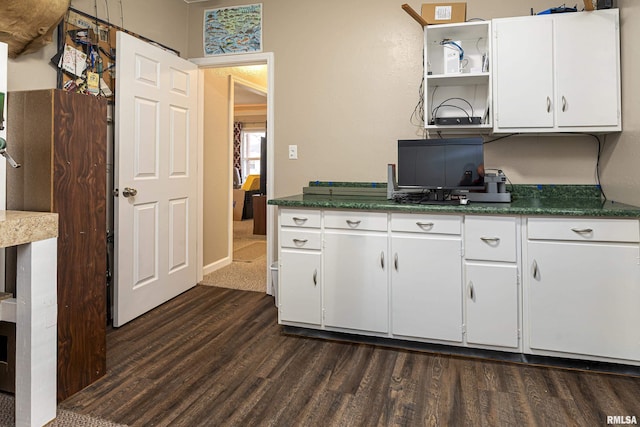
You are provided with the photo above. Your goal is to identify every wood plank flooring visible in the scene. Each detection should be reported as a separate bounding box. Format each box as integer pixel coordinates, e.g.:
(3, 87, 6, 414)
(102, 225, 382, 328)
(59, 285, 640, 426)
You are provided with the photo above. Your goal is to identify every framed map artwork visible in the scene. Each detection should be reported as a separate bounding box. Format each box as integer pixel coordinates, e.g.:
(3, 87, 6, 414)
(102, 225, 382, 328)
(204, 4, 262, 56)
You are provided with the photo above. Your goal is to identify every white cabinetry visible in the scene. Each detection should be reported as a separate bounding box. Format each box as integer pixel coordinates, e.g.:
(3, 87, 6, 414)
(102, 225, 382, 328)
(276, 205, 640, 367)
(464, 216, 520, 350)
(323, 211, 388, 333)
(278, 209, 322, 325)
(493, 10, 620, 132)
(525, 218, 640, 362)
(424, 21, 492, 131)
(390, 214, 463, 342)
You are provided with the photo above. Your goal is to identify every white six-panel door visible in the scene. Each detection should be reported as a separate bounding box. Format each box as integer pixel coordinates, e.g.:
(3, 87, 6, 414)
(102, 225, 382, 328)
(114, 32, 198, 327)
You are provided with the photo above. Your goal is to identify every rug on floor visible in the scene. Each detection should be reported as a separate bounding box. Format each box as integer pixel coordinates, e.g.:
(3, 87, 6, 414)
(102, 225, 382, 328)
(200, 219, 268, 293)
(199, 257, 267, 293)
(0, 392, 127, 427)
(233, 241, 266, 262)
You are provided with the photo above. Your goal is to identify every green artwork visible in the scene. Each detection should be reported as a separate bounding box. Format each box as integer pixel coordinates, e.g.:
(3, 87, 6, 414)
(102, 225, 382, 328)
(204, 4, 262, 56)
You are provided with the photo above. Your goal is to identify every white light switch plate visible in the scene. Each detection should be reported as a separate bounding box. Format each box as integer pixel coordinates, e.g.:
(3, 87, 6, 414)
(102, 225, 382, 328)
(288, 145, 298, 160)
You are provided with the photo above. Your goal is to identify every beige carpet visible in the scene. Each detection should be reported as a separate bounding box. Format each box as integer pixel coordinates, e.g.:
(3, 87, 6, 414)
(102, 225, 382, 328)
(0, 392, 127, 427)
(233, 241, 266, 262)
(200, 219, 268, 293)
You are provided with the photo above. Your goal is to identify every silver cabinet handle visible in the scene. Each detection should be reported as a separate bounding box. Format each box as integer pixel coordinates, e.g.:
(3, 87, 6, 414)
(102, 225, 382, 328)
(546, 96, 551, 113)
(346, 219, 362, 227)
(292, 238, 308, 246)
(532, 260, 539, 280)
(313, 269, 317, 286)
(380, 252, 385, 269)
(416, 221, 434, 229)
(480, 237, 500, 243)
(571, 228, 593, 234)
(0, 138, 20, 168)
(394, 253, 398, 271)
(561, 96, 567, 112)
(122, 187, 138, 198)
(292, 217, 308, 225)
(469, 281, 475, 300)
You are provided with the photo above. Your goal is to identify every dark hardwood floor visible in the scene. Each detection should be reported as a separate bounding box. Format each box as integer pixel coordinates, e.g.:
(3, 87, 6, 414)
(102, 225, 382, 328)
(59, 285, 640, 426)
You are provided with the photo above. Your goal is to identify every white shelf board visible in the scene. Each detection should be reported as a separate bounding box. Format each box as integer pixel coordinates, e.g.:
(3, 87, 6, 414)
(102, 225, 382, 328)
(426, 124, 493, 134)
(427, 72, 490, 87)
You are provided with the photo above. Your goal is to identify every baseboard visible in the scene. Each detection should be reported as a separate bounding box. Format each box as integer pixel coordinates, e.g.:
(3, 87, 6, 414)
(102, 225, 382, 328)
(202, 256, 232, 276)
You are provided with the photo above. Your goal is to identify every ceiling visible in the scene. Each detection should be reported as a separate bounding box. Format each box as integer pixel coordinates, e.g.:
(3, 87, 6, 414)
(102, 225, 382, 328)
(235, 84, 266, 106)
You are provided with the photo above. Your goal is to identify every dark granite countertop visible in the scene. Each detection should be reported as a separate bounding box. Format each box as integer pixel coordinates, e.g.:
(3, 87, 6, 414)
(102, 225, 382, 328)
(268, 184, 640, 218)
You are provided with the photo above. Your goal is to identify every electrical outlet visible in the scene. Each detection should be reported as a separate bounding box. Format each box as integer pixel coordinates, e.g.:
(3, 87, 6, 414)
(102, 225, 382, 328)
(288, 145, 298, 160)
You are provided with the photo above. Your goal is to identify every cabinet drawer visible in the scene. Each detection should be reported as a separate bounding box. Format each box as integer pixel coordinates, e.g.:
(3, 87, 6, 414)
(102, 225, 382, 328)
(465, 216, 517, 262)
(528, 217, 639, 243)
(391, 213, 461, 235)
(280, 229, 321, 250)
(324, 211, 387, 232)
(280, 209, 321, 228)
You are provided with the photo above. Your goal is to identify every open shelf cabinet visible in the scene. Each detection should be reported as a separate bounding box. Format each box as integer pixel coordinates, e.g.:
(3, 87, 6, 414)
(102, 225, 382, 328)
(424, 20, 492, 132)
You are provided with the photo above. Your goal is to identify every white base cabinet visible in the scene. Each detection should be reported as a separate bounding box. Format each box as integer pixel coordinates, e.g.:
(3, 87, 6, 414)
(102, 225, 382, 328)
(279, 249, 321, 325)
(323, 210, 389, 333)
(525, 218, 640, 363)
(277, 209, 322, 326)
(464, 216, 520, 350)
(465, 262, 519, 348)
(276, 207, 640, 366)
(527, 241, 640, 361)
(390, 213, 463, 342)
(324, 230, 388, 333)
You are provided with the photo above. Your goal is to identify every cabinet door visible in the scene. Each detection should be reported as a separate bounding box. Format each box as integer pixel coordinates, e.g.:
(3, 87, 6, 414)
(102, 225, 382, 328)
(493, 17, 554, 129)
(555, 11, 619, 127)
(466, 262, 518, 348)
(324, 231, 388, 333)
(391, 234, 462, 342)
(527, 241, 640, 361)
(279, 249, 321, 325)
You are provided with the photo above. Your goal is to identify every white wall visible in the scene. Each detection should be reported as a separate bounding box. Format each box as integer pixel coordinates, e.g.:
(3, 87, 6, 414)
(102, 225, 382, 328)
(202, 69, 231, 270)
(600, 0, 640, 205)
(4, 1, 639, 274)
(186, 0, 639, 206)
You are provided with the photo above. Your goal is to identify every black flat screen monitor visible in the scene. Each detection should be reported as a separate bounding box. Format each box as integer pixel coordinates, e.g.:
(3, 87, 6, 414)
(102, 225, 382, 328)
(397, 138, 484, 190)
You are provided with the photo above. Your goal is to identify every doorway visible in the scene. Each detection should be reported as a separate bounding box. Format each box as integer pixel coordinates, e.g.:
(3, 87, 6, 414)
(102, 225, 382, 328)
(200, 75, 267, 292)
(191, 53, 275, 295)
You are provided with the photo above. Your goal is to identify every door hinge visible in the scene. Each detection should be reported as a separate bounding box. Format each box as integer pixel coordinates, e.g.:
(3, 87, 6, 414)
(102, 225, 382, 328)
(322, 308, 325, 321)
(461, 323, 466, 335)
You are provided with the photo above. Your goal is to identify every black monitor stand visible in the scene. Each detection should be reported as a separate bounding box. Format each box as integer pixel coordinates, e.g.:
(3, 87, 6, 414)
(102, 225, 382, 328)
(428, 188, 449, 201)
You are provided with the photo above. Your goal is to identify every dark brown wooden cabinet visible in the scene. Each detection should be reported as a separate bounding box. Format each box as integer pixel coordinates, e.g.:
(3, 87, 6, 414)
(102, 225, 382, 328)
(5, 89, 107, 401)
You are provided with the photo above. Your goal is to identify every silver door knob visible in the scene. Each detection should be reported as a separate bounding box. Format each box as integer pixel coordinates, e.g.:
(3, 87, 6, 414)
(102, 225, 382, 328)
(122, 187, 138, 198)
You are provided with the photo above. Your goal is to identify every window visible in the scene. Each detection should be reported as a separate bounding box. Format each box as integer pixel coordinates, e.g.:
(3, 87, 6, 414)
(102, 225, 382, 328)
(241, 129, 265, 181)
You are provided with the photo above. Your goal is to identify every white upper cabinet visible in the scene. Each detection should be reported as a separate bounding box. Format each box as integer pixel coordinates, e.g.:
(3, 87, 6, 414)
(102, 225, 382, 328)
(554, 11, 619, 128)
(492, 10, 620, 133)
(424, 20, 492, 132)
(492, 18, 554, 129)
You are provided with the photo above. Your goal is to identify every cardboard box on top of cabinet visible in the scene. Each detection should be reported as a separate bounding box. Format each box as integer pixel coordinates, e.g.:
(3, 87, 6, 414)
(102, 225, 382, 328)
(421, 3, 466, 25)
